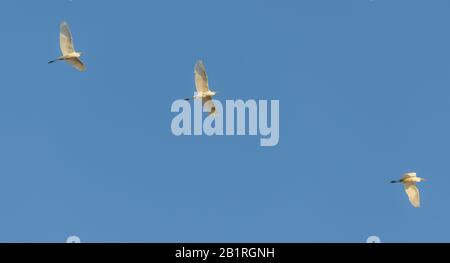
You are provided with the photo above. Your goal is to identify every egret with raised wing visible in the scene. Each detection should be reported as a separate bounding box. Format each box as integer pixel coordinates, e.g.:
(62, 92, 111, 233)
(48, 21, 86, 71)
(391, 172, 426, 208)
(185, 60, 217, 115)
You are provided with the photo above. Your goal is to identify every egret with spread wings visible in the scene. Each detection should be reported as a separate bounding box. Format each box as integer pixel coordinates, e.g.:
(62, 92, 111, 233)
(391, 172, 426, 208)
(48, 21, 86, 71)
(185, 60, 217, 115)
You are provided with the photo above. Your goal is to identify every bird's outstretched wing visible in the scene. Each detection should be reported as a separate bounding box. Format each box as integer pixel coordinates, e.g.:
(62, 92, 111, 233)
(66, 58, 86, 71)
(404, 182, 420, 208)
(60, 21, 75, 55)
(194, 60, 209, 93)
(202, 96, 216, 115)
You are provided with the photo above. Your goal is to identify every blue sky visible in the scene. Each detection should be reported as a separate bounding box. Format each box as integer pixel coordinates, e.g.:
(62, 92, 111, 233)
(0, 0, 449, 242)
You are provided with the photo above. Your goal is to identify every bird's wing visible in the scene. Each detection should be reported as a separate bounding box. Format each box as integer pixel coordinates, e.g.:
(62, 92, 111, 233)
(402, 172, 417, 180)
(403, 172, 417, 178)
(404, 182, 420, 208)
(194, 60, 209, 93)
(66, 58, 86, 71)
(60, 21, 75, 55)
(202, 96, 216, 115)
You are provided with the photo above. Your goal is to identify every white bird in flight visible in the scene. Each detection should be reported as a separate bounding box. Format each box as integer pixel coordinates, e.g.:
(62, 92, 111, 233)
(390, 172, 426, 208)
(48, 21, 86, 71)
(185, 60, 217, 115)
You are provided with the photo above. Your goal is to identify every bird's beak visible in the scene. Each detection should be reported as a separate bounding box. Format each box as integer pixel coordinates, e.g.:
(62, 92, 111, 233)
(421, 178, 427, 182)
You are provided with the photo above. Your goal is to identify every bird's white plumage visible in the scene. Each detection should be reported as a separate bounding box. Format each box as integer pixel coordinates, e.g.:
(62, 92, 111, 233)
(66, 57, 86, 71)
(60, 21, 75, 55)
(50, 21, 86, 71)
(404, 182, 420, 208)
(193, 60, 215, 115)
(403, 172, 417, 179)
(194, 60, 210, 93)
(392, 172, 425, 208)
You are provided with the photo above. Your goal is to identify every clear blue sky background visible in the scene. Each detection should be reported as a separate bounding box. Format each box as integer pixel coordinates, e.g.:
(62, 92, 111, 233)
(0, 0, 449, 242)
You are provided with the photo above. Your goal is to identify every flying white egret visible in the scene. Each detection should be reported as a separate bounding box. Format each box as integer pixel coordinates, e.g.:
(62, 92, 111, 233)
(185, 60, 217, 115)
(390, 172, 426, 208)
(48, 21, 86, 71)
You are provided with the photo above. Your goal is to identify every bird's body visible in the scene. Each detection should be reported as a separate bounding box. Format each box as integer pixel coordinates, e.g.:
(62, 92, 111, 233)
(49, 51, 81, 62)
(185, 60, 217, 115)
(48, 21, 86, 71)
(193, 90, 216, 99)
(391, 172, 426, 208)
